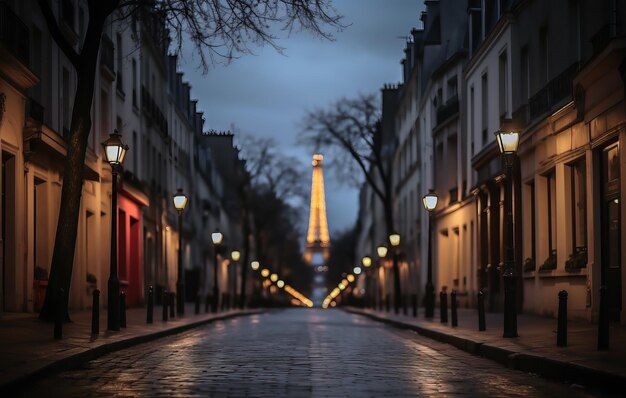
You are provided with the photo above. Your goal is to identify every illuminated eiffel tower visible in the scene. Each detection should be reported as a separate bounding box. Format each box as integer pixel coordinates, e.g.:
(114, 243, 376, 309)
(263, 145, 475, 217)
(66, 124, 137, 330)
(304, 154, 330, 269)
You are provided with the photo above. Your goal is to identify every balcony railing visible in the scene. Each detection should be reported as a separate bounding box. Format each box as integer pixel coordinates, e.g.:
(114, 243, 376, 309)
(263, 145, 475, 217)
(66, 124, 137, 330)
(100, 34, 115, 77)
(27, 96, 44, 123)
(0, 2, 30, 65)
(528, 63, 578, 121)
(141, 85, 168, 136)
(435, 95, 459, 128)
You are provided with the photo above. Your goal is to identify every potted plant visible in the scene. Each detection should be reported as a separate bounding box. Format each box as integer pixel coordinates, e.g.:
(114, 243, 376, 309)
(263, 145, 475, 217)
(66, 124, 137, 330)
(33, 266, 49, 311)
(539, 250, 557, 272)
(565, 246, 587, 272)
(523, 257, 535, 272)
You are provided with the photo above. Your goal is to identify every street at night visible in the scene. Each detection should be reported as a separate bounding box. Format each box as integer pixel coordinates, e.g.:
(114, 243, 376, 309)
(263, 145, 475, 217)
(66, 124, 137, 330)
(13, 309, 604, 397)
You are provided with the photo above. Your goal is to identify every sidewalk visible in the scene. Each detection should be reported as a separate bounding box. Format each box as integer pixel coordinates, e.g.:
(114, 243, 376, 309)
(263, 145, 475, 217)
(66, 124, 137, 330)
(0, 303, 264, 391)
(344, 306, 626, 391)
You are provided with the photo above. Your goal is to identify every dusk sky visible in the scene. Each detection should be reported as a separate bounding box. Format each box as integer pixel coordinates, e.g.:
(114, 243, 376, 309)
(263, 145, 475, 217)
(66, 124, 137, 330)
(181, 0, 424, 236)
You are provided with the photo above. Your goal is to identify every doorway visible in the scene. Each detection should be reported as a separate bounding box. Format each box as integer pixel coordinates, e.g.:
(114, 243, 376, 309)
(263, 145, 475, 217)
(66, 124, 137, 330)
(600, 141, 621, 322)
(2, 152, 16, 312)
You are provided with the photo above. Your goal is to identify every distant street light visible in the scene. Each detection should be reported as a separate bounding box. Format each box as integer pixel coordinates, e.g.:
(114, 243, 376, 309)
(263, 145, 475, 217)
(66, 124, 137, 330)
(495, 128, 520, 338)
(211, 230, 223, 313)
(422, 189, 438, 318)
(362, 256, 372, 268)
(277, 280, 285, 289)
(251, 261, 260, 271)
(389, 232, 401, 314)
(270, 273, 278, 283)
(261, 268, 270, 278)
(353, 267, 362, 275)
(173, 188, 188, 315)
(102, 130, 128, 331)
(377, 245, 388, 258)
(231, 250, 240, 308)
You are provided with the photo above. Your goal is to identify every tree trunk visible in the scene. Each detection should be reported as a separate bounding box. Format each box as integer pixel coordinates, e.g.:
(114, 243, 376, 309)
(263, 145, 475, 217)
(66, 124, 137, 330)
(39, 21, 104, 321)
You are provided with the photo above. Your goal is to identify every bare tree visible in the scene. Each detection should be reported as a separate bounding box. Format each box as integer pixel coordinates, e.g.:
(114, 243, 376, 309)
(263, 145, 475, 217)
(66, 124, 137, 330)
(299, 93, 402, 310)
(38, 0, 343, 320)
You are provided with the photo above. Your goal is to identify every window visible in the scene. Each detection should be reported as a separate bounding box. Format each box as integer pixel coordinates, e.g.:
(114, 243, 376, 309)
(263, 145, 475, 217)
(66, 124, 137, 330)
(100, 89, 109, 139)
(539, 26, 549, 84)
(447, 76, 457, 100)
(132, 59, 137, 108)
(520, 46, 529, 101)
(499, 50, 508, 118)
(470, 85, 475, 155)
(481, 72, 488, 146)
(569, 158, 587, 252)
(62, 68, 70, 139)
(116, 33, 123, 93)
(132, 131, 138, 172)
(546, 170, 556, 255)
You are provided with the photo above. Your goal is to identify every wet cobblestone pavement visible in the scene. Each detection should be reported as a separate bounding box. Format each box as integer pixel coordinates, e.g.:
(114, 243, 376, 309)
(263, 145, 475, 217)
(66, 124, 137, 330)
(15, 309, 605, 397)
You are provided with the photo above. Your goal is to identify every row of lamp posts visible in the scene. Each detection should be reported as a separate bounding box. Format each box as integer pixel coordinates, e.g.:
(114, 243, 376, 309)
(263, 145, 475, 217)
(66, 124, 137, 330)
(359, 128, 520, 338)
(102, 130, 246, 331)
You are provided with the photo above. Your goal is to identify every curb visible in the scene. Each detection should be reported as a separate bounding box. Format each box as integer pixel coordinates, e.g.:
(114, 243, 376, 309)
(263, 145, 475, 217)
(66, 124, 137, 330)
(343, 307, 626, 392)
(1, 309, 266, 393)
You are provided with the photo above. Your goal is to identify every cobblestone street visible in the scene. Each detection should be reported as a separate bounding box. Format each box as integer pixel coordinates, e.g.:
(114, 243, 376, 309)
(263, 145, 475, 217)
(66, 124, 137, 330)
(14, 309, 609, 397)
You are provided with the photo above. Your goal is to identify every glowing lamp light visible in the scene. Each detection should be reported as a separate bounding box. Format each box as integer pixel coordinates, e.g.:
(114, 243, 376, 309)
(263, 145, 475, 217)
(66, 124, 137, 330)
(389, 233, 401, 247)
(102, 130, 128, 166)
(341, 279, 348, 286)
(423, 190, 438, 212)
(261, 269, 270, 278)
(251, 261, 260, 270)
(270, 273, 278, 282)
(231, 250, 241, 262)
(277, 280, 285, 288)
(353, 267, 362, 275)
(211, 231, 223, 245)
(347, 274, 355, 283)
(362, 256, 372, 268)
(338, 283, 345, 290)
(495, 130, 520, 155)
(377, 245, 388, 258)
(172, 188, 188, 211)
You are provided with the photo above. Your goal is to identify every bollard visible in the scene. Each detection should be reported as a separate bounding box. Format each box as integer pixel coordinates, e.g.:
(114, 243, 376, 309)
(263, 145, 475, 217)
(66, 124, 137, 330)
(412, 294, 417, 318)
(478, 290, 486, 331)
(120, 292, 127, 328)
(147, 286, 154, 324)
(440, 291, 448, 323)
(205, 294, 210, 313)
(598, 285, 609, 350)
(403, 295, 408, 316)
(195, 293, 200, 315)
(451, 290, 458, 327)
(162, 290, 169, 322)
(91, 289, 100, 335)
(54, 288, 64, 340)
(557, 290, 568, 347)
(169, 292, 175, 318)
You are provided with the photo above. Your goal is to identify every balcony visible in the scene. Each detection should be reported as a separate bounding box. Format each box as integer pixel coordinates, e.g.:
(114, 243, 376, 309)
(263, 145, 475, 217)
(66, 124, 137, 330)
(141, 85, 168, 136)
(26, 96, 44, 123)
(528, 63, 578, 121)
(100, 34, 115, 80)
(435, 95, 459, 129)
(0, 2, 30, 65)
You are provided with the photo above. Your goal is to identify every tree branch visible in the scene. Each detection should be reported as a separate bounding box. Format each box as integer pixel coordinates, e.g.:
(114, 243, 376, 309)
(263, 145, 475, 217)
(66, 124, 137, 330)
(37, 0, 80, 67)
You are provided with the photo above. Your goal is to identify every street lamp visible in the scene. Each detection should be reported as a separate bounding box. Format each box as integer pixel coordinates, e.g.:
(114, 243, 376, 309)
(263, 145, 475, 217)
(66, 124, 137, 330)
(231, 250, 240, 309)
(270, 273, 278, 283)
(102, 130, 128, 331)
(423, 189, 438, 318)
(211, 230, 223, 313)
(251, 261, 260, 271)
(389, 232, 401, 314)
(362, 256, 372, 268)
(495, 128, 520, 338)
(377, 245, 388, 258)
(277, 280, 285, 289)
(173, 188, 188, 316)
(261, 268, 270, 278)
(353, 267, 362, 275)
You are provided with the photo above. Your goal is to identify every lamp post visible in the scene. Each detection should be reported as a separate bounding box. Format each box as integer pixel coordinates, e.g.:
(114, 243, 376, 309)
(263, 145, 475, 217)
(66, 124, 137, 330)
(231, 250, 240, 309)
(377, 245, 388, 310)
(422, 190, 438, 318)
(362, 256, 372, 307)
(495, 129, 520, 338)
(211, 230, 223, 312)
(102, 130, 128, 331)
(389, 233, 401, 314)
(173, 189, 188, 315)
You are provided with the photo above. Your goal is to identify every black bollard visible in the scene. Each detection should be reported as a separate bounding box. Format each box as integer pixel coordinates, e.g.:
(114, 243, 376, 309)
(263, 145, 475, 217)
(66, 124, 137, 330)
(54, 288, 64, 340)
(162, 291, 169, 322)
(451, 290, 458, 327)
(120, 292, 127, 328)
(440, 291, 448, 323)
(598, 285, 609, 350)
(92, 289, 100, 335)
(147, 286, 154, 324)
(478, 290, 486, 331)
(412, 294, 417, 318)
(195, 293, 201, 315)
(557, 290, 568, 347)
(169, 292, 175, 318)
(403, 295, 408, 316)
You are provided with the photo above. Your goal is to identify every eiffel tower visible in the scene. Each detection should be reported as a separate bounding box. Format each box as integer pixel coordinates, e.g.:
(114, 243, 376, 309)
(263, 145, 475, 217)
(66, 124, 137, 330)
(304, 154, 330, 269)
